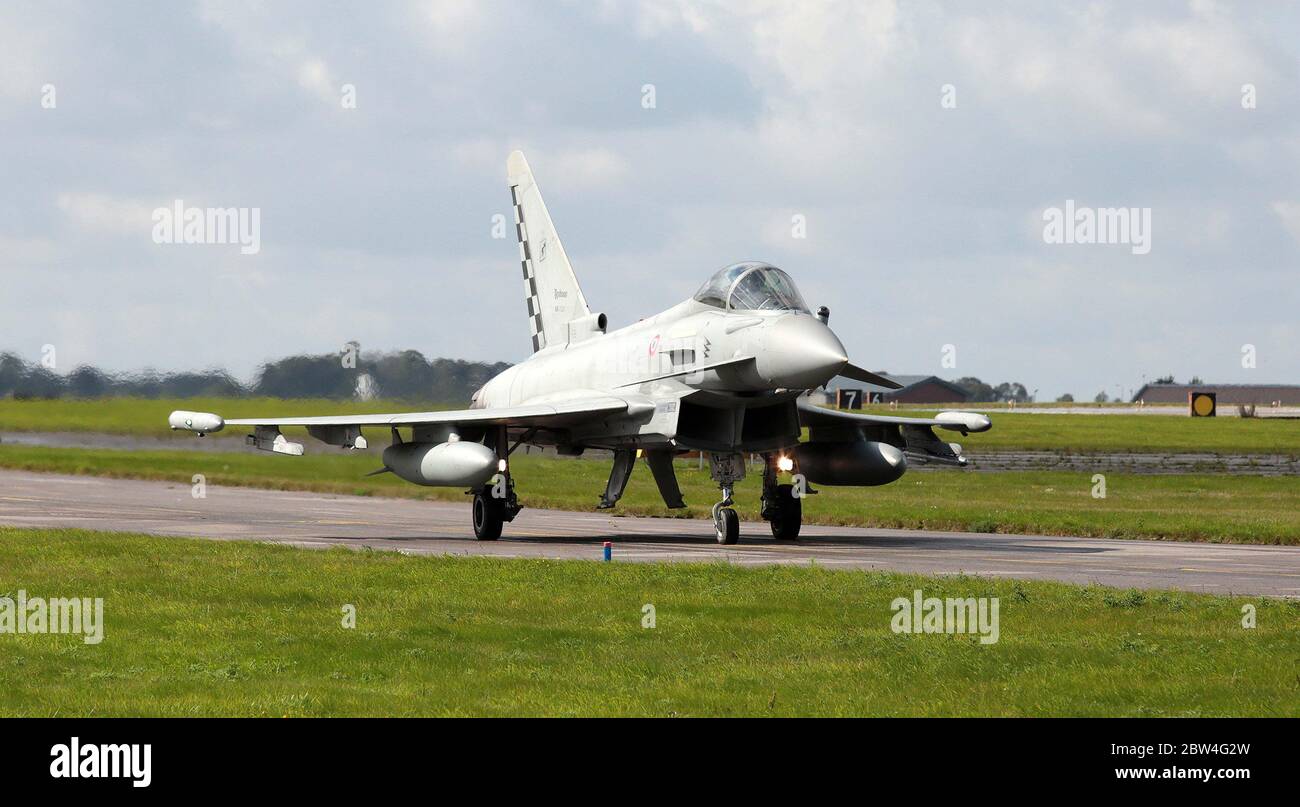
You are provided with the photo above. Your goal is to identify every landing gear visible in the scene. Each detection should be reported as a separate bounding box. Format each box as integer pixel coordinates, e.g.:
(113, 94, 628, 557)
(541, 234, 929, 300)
(761, 453, 803, 540)
(472, 490, 504, 541)
(698, 450, 806, 544)
(714, 504, 739, 545)
(707, 452, 746, 545)
(598, 448, 636, 509)
(471, 425, 521, 540)
(767, 484, 802, 540)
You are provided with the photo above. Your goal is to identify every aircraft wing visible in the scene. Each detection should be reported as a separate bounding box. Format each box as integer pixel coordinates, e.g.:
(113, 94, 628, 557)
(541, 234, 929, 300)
(222, 397, 634, 428)
(168, 395, 643, 451)
(796, 397, 991, 467)
(796, 397, 991, 433)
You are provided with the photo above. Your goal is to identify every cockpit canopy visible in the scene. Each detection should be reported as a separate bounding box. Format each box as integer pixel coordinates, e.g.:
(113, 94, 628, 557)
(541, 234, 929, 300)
(692, 262, 810, 313)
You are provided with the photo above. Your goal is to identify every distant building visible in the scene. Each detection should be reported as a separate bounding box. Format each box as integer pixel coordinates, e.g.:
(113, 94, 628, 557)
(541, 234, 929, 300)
(818, 373, 970, 405)
(1131, 383, 1300, 406)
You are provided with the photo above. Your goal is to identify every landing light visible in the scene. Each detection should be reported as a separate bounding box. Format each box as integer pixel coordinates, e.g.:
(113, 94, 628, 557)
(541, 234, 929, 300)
(497, 459, 508, 472)
(777, 456, 794, 472)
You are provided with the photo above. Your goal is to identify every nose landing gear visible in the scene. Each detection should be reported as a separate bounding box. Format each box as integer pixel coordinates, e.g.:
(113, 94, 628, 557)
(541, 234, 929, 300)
(712, 486, 740, 544)
(707, 453, 745, 544)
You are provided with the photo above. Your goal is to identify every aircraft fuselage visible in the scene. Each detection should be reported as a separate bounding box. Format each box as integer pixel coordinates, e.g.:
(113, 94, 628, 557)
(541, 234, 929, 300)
(470, 299, 850, 452)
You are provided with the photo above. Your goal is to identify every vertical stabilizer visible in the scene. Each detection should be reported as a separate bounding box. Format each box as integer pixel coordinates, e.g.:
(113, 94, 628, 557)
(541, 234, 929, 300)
(507, 150, 592, 352)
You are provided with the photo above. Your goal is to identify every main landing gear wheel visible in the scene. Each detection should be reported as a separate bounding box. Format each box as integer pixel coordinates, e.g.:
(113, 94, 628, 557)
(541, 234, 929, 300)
(472, 491, 504, 541)
(769, 483, 802, 541)
(715, 507, 740, 545)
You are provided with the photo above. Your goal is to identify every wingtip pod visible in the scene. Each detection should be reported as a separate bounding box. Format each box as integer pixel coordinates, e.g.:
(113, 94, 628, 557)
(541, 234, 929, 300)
(168, 410, 225, 434)
(935, 411, 992, 433)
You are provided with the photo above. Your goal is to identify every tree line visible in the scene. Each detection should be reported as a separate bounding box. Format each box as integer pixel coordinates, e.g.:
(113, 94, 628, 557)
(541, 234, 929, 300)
(0, 350, 511, 403)
(951, 377, 1032, 403)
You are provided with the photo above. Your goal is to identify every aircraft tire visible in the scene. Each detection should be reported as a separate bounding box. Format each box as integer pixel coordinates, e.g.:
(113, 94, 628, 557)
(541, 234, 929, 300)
(473, 491, 504, 541)
(716, 507, 740, 545)
(769, 484, 802, 540)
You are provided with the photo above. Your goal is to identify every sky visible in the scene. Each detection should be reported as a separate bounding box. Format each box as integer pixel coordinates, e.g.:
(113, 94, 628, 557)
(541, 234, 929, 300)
(1, 0, 1298, 400)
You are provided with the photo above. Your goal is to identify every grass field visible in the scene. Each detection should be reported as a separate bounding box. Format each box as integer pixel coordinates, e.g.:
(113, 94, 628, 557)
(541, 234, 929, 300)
(856, 405, 1300, 454)
(2, 443, 1298, 544)
(0, 397, 448, 441)
(2, 527, 1297, 717)
(3, 396, 1300, 454)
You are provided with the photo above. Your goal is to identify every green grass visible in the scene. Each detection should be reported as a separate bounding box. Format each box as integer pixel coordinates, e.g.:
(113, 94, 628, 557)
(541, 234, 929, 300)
(0, 397, 451, 441)
(4, 396, 1300, 454)
(904, 401, 1161, 409)
(2, 527, 1296, 716)
(3, 444, 1298, 544)
(853, 406, 1300, 455)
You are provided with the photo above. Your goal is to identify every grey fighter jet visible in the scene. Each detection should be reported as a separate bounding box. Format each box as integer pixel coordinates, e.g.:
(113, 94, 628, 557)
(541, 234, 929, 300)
(169, 151, 991, 543)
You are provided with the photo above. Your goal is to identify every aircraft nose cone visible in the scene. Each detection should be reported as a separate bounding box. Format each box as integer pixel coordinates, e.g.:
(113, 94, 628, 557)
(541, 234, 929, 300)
(759, 314, 849, 388)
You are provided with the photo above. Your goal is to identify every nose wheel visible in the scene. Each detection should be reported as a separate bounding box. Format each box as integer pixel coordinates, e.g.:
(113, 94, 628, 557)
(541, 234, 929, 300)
(706, 451, 747, 544)
(712, 487, 740, 545)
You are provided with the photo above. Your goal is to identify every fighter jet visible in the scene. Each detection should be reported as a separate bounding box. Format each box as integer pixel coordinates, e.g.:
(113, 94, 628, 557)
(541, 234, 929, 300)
(169, 151, 991, 544)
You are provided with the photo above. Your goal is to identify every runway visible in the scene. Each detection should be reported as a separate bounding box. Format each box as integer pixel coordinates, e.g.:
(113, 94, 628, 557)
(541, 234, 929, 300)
(2, 469, 1299, 597)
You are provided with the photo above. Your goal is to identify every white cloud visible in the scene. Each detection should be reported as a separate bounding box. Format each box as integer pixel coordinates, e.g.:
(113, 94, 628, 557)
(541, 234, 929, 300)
(418, 0, 484, 35)
(0, 235, 61, 264)
(196, 1, 342, 105)
(542, 147, 631, 193)
(1272, 201, 1300, 246)
(56, 193, 154, 234)
(639, 0, 906, 104)
(0, 7, 55, 103)
(296, 58, 337, 103)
